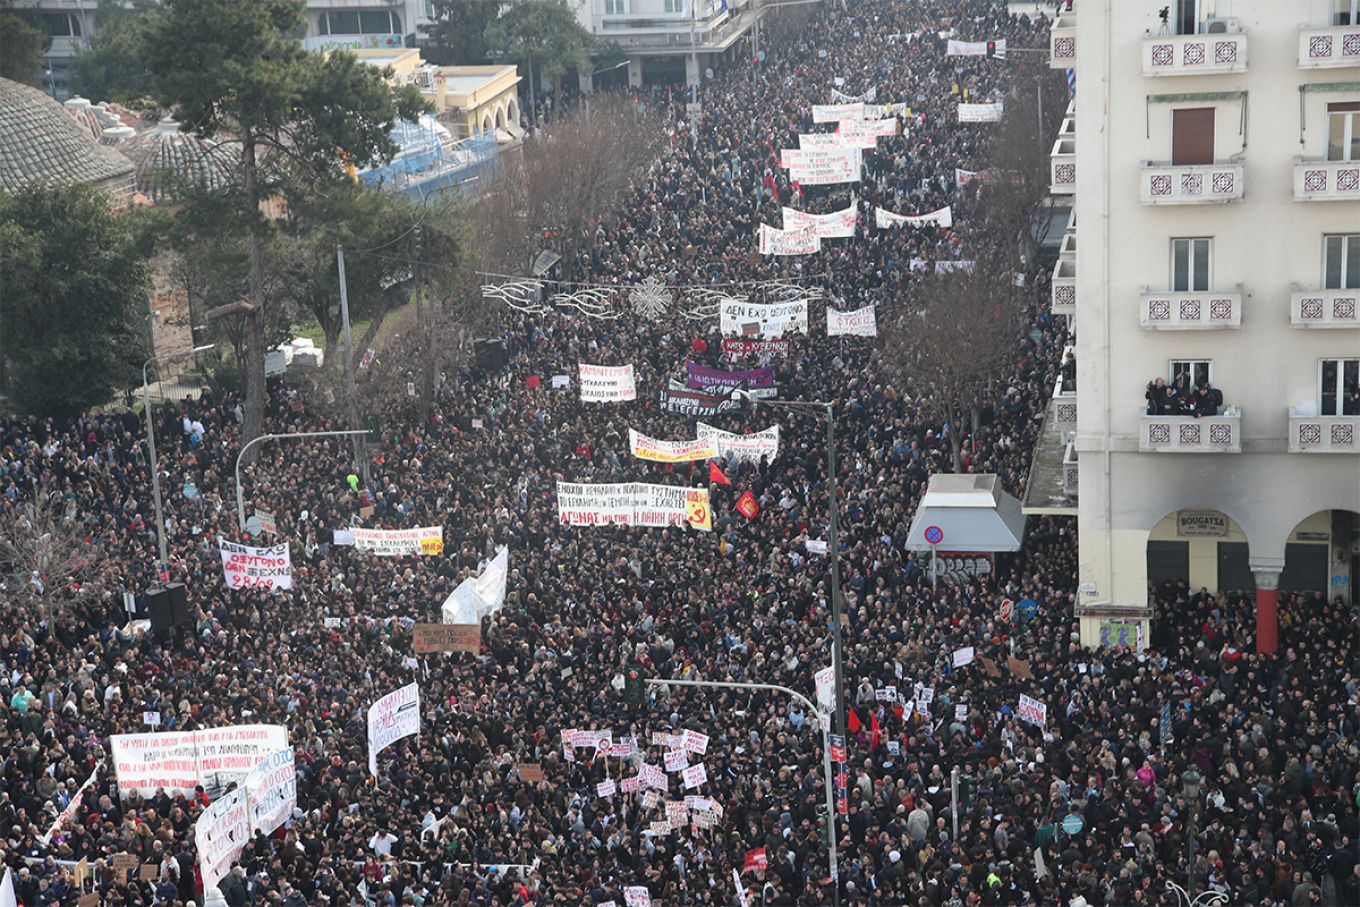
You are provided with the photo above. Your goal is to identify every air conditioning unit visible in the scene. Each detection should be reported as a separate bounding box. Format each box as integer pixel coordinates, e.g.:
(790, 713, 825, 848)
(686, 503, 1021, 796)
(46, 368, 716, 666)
(1204, 17, 1240, 34)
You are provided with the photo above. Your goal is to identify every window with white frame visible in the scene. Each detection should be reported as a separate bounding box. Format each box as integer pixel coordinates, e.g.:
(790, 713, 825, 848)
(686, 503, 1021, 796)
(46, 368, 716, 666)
(1171, 238, 1211, 292)
(318, 10, 402, 35)
(606, 0, 627, 14)
(1335, 0, 1359, 26)
(664, 0, 684, 13)
(1324, 235, 1360, 290)
(1320, 359, 1360, 416)
(1170, 360, 1212, 391)
(1326, 102, 1360, 163)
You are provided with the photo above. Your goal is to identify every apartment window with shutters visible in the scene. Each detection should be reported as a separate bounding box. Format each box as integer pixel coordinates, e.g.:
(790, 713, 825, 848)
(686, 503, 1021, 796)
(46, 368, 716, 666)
(1171, 109, 1215, 166)
(1324, 235, 1360, 290)
(1320, 359, 1360, 416)
(1327, 103, 1360, 163)
(1172, 239, 1211, 292)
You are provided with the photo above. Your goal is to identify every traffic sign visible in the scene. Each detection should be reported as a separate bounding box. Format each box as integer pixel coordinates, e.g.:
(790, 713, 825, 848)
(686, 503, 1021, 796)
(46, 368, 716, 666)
(1062, 814, 1084, 835)
(1017, 598, 1038, 619)
(998, 599, 1014, 621)
(923, 525, 944, 545)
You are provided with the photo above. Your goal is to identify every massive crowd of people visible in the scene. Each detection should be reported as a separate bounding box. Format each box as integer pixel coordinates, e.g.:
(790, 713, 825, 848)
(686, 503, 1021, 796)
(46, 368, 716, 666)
(2, 2, 1357, 907)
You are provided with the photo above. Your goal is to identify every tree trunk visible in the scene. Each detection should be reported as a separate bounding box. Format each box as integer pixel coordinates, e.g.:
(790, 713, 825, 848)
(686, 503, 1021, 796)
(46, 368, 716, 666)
(323, 319, 341, 372)
(241, 127, 266, 466)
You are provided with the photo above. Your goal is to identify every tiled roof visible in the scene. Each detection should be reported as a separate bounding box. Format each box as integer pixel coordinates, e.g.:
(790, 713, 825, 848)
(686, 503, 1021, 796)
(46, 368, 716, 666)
(117, 121, 241, 201)
(0, 77, 135, 192)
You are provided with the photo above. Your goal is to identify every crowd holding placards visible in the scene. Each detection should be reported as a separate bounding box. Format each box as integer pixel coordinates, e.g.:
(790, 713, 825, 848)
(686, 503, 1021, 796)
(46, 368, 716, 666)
(1, 2, 1357, 907)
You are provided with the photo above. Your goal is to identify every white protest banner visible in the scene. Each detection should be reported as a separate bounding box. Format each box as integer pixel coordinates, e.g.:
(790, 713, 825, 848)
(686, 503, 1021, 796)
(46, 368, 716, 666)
(946, 38, 1006, 56)
(39, 761, 102, 846)
(684, 796, 711, 811)
(682, 730, 710, 755)
(887, 741, 900, 756)
(625, 887, 651, 907)
(143, 711, 160, 726)
(649, 820, 670, 835)
(934, 260, 976, 274)
(806, 539, 828, 555)
(1018, 694, 1047, 727)
(112, 726, 288, 800)
(579, 364, 637, 402)
(367, 682, 421, 775)
(829, 86, 877, 104)
(640, 763, 668, 790)
(955, 704, 968, 722)
(781, 204, 857, 239)
(551, 374, 571, 389)
(720, 298, 810, 338)
(641, 787, 662, 808)
(812, 103, 865, 122)
(875, 206, 954, 229)
(555, 482, 709, 530)
(953, 647, 975, 667)
(735, 870, 751, 907)
(954, 167, 1011, 185)
(798, 132, 871, 151)
(195, 725, 291, 799)
(254, 510, 277, 535)
(664, 750, 689, 772)
(621, 777, 640, 793)
(826, 306, 878, 337)
(696, 423, 780, 463)
(815, 666, 835, 711)
(219, 540, 292, 591)
(682, 763, 708, 789)
(475, 546, 510, 617)
(629, 430, 719, 464)
(353, 527, 444, 556)
(244, 747, 295, 836)
(779, 147, 862, 185)
(759, 224, 821, 256)
(597, 780, 617, 797)
(958, 102, 1004, 123)
(196, 787, 248, 888)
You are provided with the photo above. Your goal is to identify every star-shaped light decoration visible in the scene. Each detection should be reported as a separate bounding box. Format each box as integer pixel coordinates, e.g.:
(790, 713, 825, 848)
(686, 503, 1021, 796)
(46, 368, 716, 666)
(631, 275, 672, 321)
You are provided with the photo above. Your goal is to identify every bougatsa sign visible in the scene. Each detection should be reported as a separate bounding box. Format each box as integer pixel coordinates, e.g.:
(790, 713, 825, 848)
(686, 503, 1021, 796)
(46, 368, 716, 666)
(219, 540, 291, 590)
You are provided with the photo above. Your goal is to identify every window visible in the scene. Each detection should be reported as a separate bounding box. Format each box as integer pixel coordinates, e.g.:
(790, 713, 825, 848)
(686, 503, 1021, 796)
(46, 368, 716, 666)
(1172, 238, 1211, 292)
(664, 0, 683, 12)
(319, 9, 401, 35)
(1320, 359, 1360, 416)
(1324, 235, 1360, 289)
(42, 12, 81, 36)
(606, 0, 627, 14)
(1336, 0, 1359, 26)
(1170, 360, 1212, 389)
(1326, 102, 1360, 163)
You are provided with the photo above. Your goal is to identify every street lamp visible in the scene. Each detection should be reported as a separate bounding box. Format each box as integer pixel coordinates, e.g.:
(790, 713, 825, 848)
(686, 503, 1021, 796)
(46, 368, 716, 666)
(648, 678, 838, 905)
(731, 389, 845, 897)
(235, 430, 369, 533)
(142, 344, 214, 584)
(1182, 769, 1203, 901)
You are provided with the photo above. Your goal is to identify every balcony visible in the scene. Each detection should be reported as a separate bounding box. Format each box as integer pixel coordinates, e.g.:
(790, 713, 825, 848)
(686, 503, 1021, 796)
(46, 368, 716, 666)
(1140, 411, 1241, 453)
(1288, 413, 1359, 453)
(1298, 25, 1360, 69)
(1142, 31, 1247, 76)
(1051, 258, 1076, 315)
(1049, 16, 1076, 69)
(1293, 157, 1360, 202)
(1141, 162, 1244, 204)
(1059, 229, 1075, 261)
(1139, 287, 1242, 330)
(1290, 288, 1359, 327)
(1062, 443, 1079, 498)
(1050, 137, 1076, 194)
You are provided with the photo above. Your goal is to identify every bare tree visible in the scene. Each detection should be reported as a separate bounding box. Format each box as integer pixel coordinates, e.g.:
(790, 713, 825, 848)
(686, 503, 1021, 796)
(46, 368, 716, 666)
(0, 490, 108, 621)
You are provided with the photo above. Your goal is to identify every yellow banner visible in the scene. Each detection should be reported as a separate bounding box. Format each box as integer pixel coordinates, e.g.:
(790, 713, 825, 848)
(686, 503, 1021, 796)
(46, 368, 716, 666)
(685, 489, 712, 532)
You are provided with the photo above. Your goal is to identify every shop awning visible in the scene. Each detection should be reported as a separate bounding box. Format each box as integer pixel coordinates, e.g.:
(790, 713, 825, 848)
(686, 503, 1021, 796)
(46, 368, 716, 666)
(904, 474, 1027, 552)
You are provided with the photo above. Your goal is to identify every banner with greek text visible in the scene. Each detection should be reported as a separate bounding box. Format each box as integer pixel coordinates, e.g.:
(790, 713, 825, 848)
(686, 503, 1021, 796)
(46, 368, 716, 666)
(958, 102, 1004, 123)
(778, 147, 861, 185)
(244, 747, 295, 836)
(826, 305, 878, 337)
(782, 204, 857, 239)
(1018, 694, 1047, 727)
(111, 725, 288, 801)
(353, 526, 444, 557)
(659, 384, 746, 417)
(368, 683, 421, 776)
(39, 761, 102, 845)
(696, 423, 781, 462)
(759, 223, 821, 255)
(811, 103, 865, 122)
(556, 482, 710, 530)
(875, 205, 953, 229)
(720, 298, 809, 338)
(630, 430, 720, 463)
(196, 787, 248, 888)
(219, 540, 292, 591)
(720, 338, 791, 358)
(686, 361, 775, 394)
(579, 363, 637, 402)
(954, 167, 1011, 185)
(829, 86, 877, 104)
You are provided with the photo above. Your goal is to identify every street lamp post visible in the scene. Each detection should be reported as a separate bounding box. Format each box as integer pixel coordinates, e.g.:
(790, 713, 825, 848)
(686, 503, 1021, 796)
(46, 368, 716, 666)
(142, 344, 214, 583)
(1183, 769, 1202, 900)
(235, 430, 369, 533)
(731, 391, 844, 896)
(647, 678, 837, 904)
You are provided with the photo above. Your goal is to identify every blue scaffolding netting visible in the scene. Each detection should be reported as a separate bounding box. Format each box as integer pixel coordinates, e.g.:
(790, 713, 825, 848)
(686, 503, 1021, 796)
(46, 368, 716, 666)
(358, 113, 502, 203)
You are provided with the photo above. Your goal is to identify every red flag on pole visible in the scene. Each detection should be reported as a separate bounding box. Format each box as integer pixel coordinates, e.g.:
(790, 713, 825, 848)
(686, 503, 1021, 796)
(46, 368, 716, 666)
(736, 490, 759, 519)
(710, 461, 732, 485)
(846, 708, 861, 734)
(870, 711, 881, 750)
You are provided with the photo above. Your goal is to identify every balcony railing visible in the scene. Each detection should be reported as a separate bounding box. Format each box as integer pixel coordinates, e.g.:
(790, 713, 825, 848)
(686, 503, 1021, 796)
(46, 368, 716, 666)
(1141, 162, 1244, 204)
(1050, 137, 1076, 194)
(1290, 288, 1359, 327)
(1143, 31, 1247, 76)
(1139, 287, 1242, 330)
(1140, 411, 1241, 453)
(1298, 25, 1360, 69)
(1062, 443, 1078, 498)
(1051, 258, 1076, 315)
(1293, 157, 1360, 202)
(1049, 16, 1076, 69)
(1288, 414, 1359, 452)
(1059, 230, 1075, 261)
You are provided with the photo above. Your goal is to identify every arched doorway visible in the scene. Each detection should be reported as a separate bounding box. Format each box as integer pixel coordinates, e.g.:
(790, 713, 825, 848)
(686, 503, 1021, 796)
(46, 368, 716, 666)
(1280, 509, 1358, 606)
(508, 98, 519, 123)
(1145, 507, 1251, 600)
(481, 114, 493, 134)
(496, 106, 506, 129)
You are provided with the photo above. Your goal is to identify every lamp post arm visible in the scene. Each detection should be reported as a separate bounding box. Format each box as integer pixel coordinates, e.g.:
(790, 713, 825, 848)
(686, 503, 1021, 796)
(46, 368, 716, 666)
(235, 430, 369, 532)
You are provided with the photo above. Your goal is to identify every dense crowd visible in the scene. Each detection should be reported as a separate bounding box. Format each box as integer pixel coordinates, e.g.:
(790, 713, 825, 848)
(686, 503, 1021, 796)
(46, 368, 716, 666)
(2, 2, 1358, 907)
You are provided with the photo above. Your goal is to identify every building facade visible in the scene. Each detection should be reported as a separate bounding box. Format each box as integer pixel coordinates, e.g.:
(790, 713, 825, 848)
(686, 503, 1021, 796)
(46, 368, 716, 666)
(1051, 0, 1360, 651)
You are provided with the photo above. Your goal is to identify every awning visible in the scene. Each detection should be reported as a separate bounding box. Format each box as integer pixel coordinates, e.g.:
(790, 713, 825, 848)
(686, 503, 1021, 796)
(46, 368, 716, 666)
(904, 474, 1027, 552)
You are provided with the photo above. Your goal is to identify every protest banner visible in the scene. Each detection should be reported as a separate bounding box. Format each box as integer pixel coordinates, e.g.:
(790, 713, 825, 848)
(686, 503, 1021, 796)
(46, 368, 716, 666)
(978, 655, 1001, 677)
(696, 422, 780, 462)
(826, 305, 878, 337)
(39, 761, 102, 845)
(720, 338, 791, 358)
(815, 667, 835, 712)
(759, 223, 821, 255)
(414, 622, 480, 653)
(875, 205, 954, 229)
(367, 683, 421, 775)
(625, 886, 651, 907)
(829, 86, 877, 103)
(778, 147, 862, 185)
(743, 847, 768, 873)
(517, 764, 544, 782)
(597, 780, 617, 797)
(682, 730, 710, 754)
(659, 384, 745, 417)
(196, 725, 291, 799)
(112, 726, 288, 800)
(196, 787, 248, 888)
(352, 526, 444, 556)
(476, 546, 510, 614)
(799, 131, 875, 151)
(687, 361, 776, 394)
(781, 204, 857, 239)
(254, 510, 277, 535)
(682, 763, 708, 789)
(219, 540, 291, 591)
(958, 102, 1004, 122)
(811, 102, 866, 122)
(629, 430, 719, 463)
(664, 749, 688, 772)
(735, 871, 751, 907)
(946, 38, 1006, 56)
(955, 703, 968, 721)
(954, 167, 1011, 185)
(1007, 656, 1033, 679)
(953, 647, 975, 667)
(244, 747, 295, 836)
(719, 299, 809, 338)
(579, 363, 637, 402)
(555, 482, 710, 530)
(1018, 694, 1047, 727)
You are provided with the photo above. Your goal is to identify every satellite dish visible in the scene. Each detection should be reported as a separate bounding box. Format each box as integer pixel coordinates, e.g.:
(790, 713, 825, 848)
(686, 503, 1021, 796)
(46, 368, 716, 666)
(705, 67, 714, 79)
(756, 50, 767, 62)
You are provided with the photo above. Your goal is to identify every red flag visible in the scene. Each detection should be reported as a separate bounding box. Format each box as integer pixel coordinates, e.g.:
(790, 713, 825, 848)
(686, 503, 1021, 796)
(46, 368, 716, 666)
(710, 461, 731, 485)
(743, 847, 767, 874)
(846, 708, 861, 734)
(526, 375, 541, 389)
(736, 490, 759, 519)
(870, 711, 881, 750)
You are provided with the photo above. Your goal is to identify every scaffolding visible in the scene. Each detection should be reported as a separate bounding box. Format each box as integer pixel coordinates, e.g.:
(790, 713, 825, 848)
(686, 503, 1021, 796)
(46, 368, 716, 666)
(358, 113, 502, 203)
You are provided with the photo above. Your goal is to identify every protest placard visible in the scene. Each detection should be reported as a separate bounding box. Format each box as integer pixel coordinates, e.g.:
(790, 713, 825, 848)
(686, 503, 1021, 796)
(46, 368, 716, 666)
(579, 364, 636, 402)
(826, 305, 878, 337)
(219, 540, 292, 590)
(413, 623, 480, 653)
(367, 683, 420, 775)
